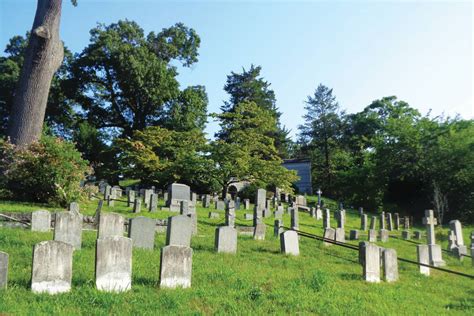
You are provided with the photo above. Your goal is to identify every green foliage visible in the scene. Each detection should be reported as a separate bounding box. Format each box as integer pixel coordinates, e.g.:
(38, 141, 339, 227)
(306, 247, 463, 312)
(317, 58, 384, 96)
(0, 136, 90, 206)
(68, 20, 206, 138)
(117, 126, 217, 192)
(211, 101, 298, 196)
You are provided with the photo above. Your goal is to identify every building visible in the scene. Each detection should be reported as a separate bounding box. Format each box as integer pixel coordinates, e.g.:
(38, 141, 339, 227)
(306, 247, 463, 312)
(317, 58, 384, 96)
(282, 159, 312, 194)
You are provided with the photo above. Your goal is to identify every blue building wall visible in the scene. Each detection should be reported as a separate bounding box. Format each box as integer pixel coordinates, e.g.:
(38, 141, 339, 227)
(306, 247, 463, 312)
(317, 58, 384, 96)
(282, 159, 312, 194)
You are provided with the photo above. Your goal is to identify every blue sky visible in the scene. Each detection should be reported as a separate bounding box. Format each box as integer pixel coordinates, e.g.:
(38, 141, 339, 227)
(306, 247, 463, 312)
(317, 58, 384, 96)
(1, 0, 472, 139)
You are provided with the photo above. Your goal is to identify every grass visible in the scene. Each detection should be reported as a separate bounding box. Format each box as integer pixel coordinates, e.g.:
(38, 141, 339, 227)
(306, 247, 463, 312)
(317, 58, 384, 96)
(0, 196, 473, 315)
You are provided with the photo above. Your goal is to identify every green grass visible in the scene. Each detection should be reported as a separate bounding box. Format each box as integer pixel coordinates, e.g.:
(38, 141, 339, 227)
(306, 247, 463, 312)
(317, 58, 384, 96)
(0, 197, 473, 315)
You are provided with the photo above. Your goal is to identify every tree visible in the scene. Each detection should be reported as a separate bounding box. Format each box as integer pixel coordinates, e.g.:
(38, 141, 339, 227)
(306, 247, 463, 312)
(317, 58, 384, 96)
(298, 84, 344, 193)
(68, 20, 205, 138)
(8, 0, 77, 146)
(211, 101, 298, 198)
(219, 65, 292, 157)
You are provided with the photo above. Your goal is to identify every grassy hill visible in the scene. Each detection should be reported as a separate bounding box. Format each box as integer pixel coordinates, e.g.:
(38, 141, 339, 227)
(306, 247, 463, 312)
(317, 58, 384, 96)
(0, 197, 472, 315)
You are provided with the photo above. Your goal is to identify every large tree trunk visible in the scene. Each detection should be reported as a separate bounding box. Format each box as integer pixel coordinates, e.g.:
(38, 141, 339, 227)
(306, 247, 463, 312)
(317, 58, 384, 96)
(8, 0, 64, 147)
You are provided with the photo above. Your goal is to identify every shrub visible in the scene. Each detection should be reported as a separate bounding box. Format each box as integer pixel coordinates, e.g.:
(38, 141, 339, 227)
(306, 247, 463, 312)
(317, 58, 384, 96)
(0, 136, 90, 206)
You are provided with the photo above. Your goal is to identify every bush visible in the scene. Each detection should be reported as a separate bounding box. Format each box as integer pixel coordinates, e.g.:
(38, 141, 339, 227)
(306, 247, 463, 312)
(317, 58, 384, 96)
(0, 136, 90, 206)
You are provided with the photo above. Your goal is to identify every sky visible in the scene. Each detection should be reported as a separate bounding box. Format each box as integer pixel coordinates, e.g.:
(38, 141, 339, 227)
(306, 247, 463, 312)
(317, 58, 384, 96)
(1, 0, 472, 139)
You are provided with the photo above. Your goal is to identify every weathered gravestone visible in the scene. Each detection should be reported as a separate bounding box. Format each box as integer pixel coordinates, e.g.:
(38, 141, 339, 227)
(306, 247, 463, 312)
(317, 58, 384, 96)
(361, 214, 368, 231)
(31, 241, 73, 294)
(235, 197, 241, 210)
(423, 209, 445, 267)
(402, 230, 411, 240)
(203, 195, 211, 208)
(95, 236, 132, 292)
(280, 230, 299, 256)
(215, 200, 225, 211)
(159, 245, 193, 288)
(382, 248, 398, 282)
(68, 202, 80, 214)
(380, 212, 386, 230)
(315, 206, 322, 220)
(387, 213, 393, 231)
(225, 206, 235, 228)
(133, 198, 142, 213)
(166, 215, 193, 247)
(149, 193, 158, 212)
(0, 252, 8, 289)
(335, 228, 345, 242)
(290, 208, 299, 230)
(368, 229, 377, 242)
(323, 228, 335, 246)
(370, 216, 376, 230)
(208, 212, 220, 219)
(335, 210, 345, 229)
(254, 223, 266, 240)
(362, 243, 380, 283)
(379, 229, 389, 242)
(144, 189, 153, 208)
(244, 199, 250, 210)
(31, 210, 51, 232)
(98, 213, 124, 238)
(215, 226, 237, 254)
(167, 183, 191, 212)
(54, 211, 83, 249)
(323, 209, 331, 229)
(394, 213, 400, 230)
(449, 220, 467, 258)
(253, 206, 263, 226)
(417, 244, 430, 276)
(256, 189, 266, 210)
(244, 213, 253, 220)
(127, 190, 135, 207)
(403, 216, 410, 229)
(128, 217, 156, 250)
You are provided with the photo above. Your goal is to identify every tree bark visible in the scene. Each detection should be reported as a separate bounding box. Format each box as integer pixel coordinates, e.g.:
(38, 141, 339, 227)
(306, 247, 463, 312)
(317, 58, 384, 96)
(8, 0, 64, 147)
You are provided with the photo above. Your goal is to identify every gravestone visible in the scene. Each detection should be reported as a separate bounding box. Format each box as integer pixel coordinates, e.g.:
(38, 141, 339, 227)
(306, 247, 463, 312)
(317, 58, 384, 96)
(163, 191, 169, 203)
(263, 208, 272, 218)
(349, 229, 359, 240)
(68, 202, 80, 214)
(417, 244, 430, 276)
(394, 213, 400, 230)
(358, 241, 368, 265)
(31, 210, 51, 232)
(159, 245, 193, 288)
(215, 200, 225, 211)
(244, 213, 253, 220)
(368, 229, 377, 242)
(244, 199, 250, 210)
(256, 188, 266, 210)
(449, 220, 467, 257)
(379, 229, 389, 242)
(402, 230, 410, 240)
(149, 193, 158, 212)
(167, 183, 191, 212)
(295, 195, 306, 206)
(128, 217, 156, 249)
(54, 211, 83, 250)
(31, 241, 73, 294)
(144, 189, 153, 208)
(166, 215, 193, 247)
(202, 195, 211, 208)
(382, 248, 398, 282)
(225, 207, 236, 227)
(280, 230, 299, 256)
(362, 243, 380, 282)
(323, 209, 331, 229)
(107, 195, 114, 207)
(403, 216, 410, 229)
(315, 206, 322, 220)
(0, 252, 8, 289)
(98, 213, 124, 238)
(358, 207, 363, 216)
(235, 197, 241, 210)
(379, 212, 386, 230)
(253, 207, 263, 226)
(208, 212, 220, 219)
(215, 226, 237, 254)
(290, 208, 299, 230)
(95, 236, 132, 292)
(133, 198, 142, 213)
(387, 213, 393, 231)
(274, 209, 283, 220)
(370, 216, 376, 230)
(422, 210, 445, 267)
(335, 228, 345, 242)
(361, 214, 368, 231)
(180, 200, 190, 215)
(274, 219, 283, 237)
(127, 190, 135, 207)
(323, 228, 335, 246)
(253, 223, 266, 240)
(309, 207, 315, 218)
(470, 231, 474, 267)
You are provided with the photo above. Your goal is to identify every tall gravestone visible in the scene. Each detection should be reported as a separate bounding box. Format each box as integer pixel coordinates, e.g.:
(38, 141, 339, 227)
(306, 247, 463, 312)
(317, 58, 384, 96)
(422, 210, 445, 267)
(362, 243, 380, 283)
(98, 213, 124, 239)
(166, 215, 193, 247)
(323, 228, 335, 246)
(382, 248, 398, 282)
(133, 198, 142, 213)
(370, 216, 376, 230)
(54, 211, 83, 250)
(254, 223, 266, 240)
(280, 230, 299, 256)
(380, 212, 386, 230)
(128, 217, 156, 250)
(0, 252, 8, 289)
(68, 202, 80, 214)
(256, 189, 266, 210)
(361, 214, 368, 231)
(244, 199, 250, 210)
(31, 241, 73, 294)
(394, 213, 400, 230)
(323, 209, 331, 229)
(387, 213, 393, 231)
(95, 236, 133, 292)
(417, 244, 430, 276)
(149, 193, 158, 212)
(315, 206, 322, 220)
(274, 219, 283, 237)
(449, 220, 467, 258)
(290, 208, 299, 230)
(31, 210, 51, 232)
(127, 190, 135, 207)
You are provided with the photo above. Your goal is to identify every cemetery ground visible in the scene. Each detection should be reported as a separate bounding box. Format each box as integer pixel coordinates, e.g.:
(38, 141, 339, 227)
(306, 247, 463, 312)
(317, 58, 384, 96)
(0, 197, 473, 315)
